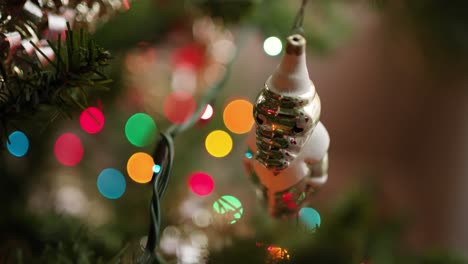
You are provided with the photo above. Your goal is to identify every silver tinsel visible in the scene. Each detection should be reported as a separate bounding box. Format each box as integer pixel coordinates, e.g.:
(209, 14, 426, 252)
(0, 0, 130, 71)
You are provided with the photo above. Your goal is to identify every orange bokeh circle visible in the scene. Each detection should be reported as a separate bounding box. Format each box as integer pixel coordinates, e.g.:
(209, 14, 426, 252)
(223, 99, 254, 134)
(127, 152, 154, 183)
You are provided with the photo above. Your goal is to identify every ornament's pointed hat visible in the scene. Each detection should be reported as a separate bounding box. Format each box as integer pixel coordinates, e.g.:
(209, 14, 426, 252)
(266, 34, 315, 96)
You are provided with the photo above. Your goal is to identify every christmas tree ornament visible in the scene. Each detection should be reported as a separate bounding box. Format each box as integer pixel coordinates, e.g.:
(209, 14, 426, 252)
(0, 0, 128, 72)
(0, 31, 22, 59)
(243, 33, 330, 218)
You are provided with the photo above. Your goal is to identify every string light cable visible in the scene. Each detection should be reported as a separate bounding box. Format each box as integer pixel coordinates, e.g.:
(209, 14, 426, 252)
(139, 30, 242, 264)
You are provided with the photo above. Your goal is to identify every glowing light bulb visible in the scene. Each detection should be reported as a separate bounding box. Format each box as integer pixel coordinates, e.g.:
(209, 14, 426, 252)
(97, 168, 126, 199)
(299, 207, 321, 232)
(263, 36, 282, 56)
(245, 149, 253, 159)
(127, 152, 155, 183)
(6, 131, 29, 157)
(163, 90, 196, 124)
(172, 66, 197, 94)
(200, 104, 214, 120)
(54, 133, 84, 166)
(125, 113, 157, 147)
(205, 130, 233, 158)
(80, 107, 104, 134)
(188, 172, 214, 196)
(153, 164, 161, 174)
(267, 246, 290, 261)
(213, 195, 243, 224)
(223, 99, 254, 134)
(123, 0, 130, 9)
(192, 208, 212, 228)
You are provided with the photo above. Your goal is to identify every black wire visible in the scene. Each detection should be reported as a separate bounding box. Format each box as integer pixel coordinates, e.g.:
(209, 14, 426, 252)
(140, 134, 172, 264)
(139, 56, 235, 264)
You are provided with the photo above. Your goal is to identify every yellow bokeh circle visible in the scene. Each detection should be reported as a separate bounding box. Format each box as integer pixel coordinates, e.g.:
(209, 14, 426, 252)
(205, 130, 233, 158)
(127, 152, 154, 183)
(223, 99, 254, 134)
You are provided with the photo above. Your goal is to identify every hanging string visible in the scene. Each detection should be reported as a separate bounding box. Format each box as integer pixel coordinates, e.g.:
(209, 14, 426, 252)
(291, 0, 310, 35)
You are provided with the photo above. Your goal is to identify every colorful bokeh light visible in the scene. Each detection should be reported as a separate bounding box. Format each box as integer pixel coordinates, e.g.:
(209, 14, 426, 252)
(79, 107, 105, 134)
(54, 133, 84, 166)
(125, 113, 157, 147)
(153, 164, 161, 174)
(205, 130, 233, 158)
(6, 131, 29, 157)
(245, 149, 253, 159)
(163, 90, 196, 124)
(223, 99, 254, 134)
(200, 104, 214, 120)
(97, 168, 126, 199)
(263, 36, 282, 56)
(211, 39, 236, 64)
(127, 152, 155, 184)
(299, 207, 321, 232)
(267, 246, 291, 261)
(192, 208, 212, 228)
(188, 172, 214, 196)
(172, 66, 197, 94)
(123, 0, 130, 9)
(213, 195, 243, 224)
(172, 43, 205, 69)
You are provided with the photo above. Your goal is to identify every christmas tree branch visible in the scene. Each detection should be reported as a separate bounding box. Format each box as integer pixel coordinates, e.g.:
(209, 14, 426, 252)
(0, 0, 131, 142)
(0, 25, 111, 141)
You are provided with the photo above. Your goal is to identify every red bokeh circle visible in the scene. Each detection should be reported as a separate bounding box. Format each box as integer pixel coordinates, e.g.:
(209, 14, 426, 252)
(54, 133, 84, 166)
(188, 172, 214, 196)
(80, 107, 104, 134)
(163, 90, 196, 124)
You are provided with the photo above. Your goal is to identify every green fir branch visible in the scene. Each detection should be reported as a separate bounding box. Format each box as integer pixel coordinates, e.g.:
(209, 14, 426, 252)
(0, 25, 111, 141)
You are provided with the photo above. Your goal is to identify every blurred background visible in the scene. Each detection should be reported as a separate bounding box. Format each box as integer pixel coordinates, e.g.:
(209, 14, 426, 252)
(1, 0, 468, 263)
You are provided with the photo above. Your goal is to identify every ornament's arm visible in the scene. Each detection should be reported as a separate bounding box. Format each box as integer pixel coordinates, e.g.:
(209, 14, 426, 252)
(303, 121, 330, 191)
(305, 153, 328, 190)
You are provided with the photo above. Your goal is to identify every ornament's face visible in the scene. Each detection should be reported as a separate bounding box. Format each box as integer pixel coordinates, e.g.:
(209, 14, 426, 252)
(254, 86, 320, 172)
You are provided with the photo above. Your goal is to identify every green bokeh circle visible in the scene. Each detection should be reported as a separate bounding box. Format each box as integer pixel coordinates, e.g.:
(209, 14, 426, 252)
(125, 113, 157, 147)
(213, 195, 243, 224)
